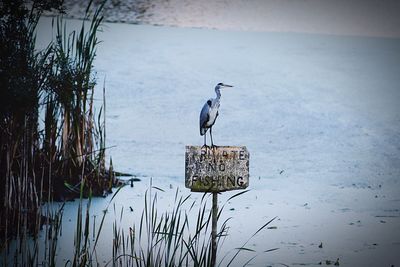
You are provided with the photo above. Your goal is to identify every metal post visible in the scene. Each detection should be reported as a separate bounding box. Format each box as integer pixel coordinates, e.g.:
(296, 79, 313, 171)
(211, 192, 218, 267)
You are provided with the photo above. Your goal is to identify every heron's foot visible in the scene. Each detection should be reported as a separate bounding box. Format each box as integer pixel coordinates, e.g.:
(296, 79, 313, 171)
(201, 144, 210, 150)
(211, 144, 219, 150)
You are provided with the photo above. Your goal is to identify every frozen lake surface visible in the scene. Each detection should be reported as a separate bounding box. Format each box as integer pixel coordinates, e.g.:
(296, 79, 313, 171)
(36, 17, 400, 266)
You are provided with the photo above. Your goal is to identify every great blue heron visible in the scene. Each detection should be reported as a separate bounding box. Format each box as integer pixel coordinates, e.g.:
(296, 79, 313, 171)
(199, 82, 233, 147)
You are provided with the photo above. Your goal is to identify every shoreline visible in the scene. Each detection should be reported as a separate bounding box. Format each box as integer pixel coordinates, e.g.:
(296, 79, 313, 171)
(46, 0, 400, 38)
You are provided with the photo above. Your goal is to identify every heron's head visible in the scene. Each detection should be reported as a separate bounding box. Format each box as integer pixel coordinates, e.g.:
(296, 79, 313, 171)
(215, 82, 233, 90)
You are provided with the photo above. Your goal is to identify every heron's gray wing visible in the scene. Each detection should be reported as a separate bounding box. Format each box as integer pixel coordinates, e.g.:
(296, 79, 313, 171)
(199, 101, 210, 135)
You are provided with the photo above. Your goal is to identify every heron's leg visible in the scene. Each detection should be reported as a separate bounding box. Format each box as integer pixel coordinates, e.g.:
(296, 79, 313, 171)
(201, 132, 209, 150)
(210, 127, 214, 147)
(210, 128, 217, 163)
(210, 127, 218, 149)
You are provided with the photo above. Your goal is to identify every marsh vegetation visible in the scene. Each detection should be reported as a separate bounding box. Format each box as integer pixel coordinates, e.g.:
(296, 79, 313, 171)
(0, 0, 113, 257)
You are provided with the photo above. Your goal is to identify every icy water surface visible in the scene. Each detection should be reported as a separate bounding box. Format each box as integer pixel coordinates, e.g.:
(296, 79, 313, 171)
(35, 17, 400, 266)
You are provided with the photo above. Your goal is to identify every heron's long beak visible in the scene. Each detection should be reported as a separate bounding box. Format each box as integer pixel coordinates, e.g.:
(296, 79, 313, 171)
(222, 84, 233, 88)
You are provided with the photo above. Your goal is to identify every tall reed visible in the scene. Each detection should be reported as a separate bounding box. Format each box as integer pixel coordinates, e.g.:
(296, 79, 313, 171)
(1, 0, 59, 257)
(107, 186, 276, 267)
(44, 0, 110, 198)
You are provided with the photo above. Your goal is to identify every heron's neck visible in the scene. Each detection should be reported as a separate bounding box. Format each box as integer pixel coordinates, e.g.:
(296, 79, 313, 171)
(215, 88, 221, 99)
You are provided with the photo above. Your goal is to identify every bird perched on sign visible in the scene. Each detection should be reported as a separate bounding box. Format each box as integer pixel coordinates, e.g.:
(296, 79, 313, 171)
(199, 82, 233, 147)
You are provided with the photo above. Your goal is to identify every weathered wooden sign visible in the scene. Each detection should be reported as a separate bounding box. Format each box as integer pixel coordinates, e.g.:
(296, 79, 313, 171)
(185, 146, 249, 192)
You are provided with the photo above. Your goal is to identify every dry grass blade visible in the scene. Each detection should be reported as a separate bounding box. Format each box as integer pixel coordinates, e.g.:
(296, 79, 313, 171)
(226, 216, 277, 267)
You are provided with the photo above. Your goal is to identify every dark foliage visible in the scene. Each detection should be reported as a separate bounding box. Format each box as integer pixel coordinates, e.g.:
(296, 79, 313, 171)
(0, 0, 112, 251)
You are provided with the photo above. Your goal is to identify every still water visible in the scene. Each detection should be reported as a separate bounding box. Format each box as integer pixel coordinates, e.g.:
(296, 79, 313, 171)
(29, 16, 400, 266)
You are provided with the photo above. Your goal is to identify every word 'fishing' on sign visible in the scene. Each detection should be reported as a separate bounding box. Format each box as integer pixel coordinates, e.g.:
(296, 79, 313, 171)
(185, 146, 249, 192)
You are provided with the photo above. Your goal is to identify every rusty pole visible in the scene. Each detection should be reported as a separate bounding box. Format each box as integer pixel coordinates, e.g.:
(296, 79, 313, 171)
(211, 192, 218, 267)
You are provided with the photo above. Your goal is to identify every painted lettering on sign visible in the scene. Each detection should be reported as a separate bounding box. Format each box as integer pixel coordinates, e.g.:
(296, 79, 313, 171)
(185, 146, 249, 192)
